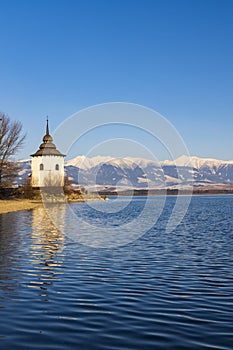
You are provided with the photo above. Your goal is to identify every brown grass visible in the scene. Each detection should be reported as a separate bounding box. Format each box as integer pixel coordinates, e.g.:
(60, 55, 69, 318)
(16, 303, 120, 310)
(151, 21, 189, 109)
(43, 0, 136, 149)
(0, 199, 42, 214)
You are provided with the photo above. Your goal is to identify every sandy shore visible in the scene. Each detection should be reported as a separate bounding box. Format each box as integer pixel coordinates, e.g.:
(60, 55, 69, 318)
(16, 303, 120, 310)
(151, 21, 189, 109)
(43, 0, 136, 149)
(0, 199, 42, 214)
(0, 197, 105, 214)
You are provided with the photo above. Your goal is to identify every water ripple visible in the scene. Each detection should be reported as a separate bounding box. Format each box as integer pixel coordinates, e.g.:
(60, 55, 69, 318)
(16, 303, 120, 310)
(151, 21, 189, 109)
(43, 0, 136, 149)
(0, 196, 233, 349)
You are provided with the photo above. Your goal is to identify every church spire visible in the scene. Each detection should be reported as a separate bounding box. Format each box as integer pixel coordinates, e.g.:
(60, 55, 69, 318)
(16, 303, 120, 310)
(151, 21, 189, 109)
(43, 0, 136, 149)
(42, 117, 53, 144)
(46, 116, 49, 136)
(31, 117, 65, 157)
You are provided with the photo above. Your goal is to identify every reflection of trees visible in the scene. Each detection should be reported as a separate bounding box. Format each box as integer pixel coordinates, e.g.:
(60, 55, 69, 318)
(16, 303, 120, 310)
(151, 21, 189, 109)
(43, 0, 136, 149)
(30, 205, 65, 300)
(41, 185, 66, 203)
(0, 212, 26, 294)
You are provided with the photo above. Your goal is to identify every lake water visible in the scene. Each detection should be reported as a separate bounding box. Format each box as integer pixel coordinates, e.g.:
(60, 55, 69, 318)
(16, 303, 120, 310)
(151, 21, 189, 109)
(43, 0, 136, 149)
(0, 195, 233, 349)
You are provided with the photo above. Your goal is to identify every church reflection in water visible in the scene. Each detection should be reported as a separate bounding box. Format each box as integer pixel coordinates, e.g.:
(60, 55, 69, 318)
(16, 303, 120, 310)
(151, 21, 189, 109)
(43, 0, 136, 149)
(29, 205, 66, 300)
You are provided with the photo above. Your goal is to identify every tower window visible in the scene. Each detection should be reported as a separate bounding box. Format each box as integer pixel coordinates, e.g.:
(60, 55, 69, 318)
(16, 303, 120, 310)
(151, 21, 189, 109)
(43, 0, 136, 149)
(40, 163, 44, 171)
(55, 164, 59, 171)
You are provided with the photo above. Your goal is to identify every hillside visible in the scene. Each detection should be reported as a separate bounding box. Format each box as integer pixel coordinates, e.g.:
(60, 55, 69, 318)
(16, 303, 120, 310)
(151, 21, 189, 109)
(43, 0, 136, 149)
(15, 155, 233, 191)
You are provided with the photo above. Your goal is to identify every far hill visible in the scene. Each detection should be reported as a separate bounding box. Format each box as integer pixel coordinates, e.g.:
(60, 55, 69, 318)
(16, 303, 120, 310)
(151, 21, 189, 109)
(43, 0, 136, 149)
(15, 155, 233, 193)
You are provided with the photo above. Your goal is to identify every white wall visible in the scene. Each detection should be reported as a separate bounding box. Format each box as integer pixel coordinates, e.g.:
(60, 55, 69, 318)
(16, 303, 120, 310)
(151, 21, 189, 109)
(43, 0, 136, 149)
(31, 155, 64, 187)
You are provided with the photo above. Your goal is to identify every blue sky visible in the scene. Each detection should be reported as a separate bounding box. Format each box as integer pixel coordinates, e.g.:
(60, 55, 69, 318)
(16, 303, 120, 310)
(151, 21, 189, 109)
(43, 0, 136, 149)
(0, 0, 233, 160)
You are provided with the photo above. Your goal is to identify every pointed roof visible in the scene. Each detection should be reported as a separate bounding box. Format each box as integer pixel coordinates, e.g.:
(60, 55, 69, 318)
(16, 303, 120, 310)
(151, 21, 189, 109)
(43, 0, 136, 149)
(46, 117, 49, 135)
(31, 118, 65, 157)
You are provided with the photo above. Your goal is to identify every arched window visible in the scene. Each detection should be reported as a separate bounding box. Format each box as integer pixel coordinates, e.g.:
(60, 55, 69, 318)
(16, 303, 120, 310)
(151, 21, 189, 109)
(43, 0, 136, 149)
(40, 163, 44, 171)
(55, 164, 59, 171)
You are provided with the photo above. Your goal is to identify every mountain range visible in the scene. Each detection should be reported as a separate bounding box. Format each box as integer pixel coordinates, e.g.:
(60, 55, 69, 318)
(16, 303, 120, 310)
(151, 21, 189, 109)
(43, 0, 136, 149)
(16, 155, 233, 190)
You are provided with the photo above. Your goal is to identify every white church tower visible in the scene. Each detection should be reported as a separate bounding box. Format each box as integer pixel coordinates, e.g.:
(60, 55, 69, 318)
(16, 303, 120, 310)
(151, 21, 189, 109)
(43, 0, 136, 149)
(31, 119, 65, 188)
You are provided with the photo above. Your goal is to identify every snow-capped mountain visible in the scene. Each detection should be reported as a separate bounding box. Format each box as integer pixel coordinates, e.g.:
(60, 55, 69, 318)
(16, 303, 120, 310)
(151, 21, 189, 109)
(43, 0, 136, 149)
(161, 155, 233, 186)
(161, 155, 233, 168)
(15, 160, 32, 185)
(65, 156, 165, 188)
(15, 155, 233, 189)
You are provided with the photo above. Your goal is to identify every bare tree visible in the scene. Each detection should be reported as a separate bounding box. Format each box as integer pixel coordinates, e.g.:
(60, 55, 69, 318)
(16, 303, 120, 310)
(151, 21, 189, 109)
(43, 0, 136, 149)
(0, 112, 26, 188)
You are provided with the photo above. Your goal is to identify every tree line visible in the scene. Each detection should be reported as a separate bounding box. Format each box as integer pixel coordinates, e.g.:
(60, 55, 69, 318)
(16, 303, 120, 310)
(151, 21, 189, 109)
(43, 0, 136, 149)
(0, 112, 26, 190)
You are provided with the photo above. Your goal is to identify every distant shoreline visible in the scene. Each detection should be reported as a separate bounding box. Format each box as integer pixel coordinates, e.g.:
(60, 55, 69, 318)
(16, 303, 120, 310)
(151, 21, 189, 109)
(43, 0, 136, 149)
(97, 187, 233, 197)
(0, 189, 232, 214)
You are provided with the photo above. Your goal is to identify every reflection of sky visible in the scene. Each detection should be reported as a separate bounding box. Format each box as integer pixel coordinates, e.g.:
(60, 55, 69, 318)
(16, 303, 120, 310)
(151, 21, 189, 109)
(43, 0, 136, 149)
(0, 212, 30, 296)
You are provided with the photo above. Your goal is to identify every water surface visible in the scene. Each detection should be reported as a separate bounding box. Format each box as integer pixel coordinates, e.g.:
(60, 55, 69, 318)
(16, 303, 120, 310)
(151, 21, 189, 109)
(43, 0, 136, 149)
(0, 196, 233, 349)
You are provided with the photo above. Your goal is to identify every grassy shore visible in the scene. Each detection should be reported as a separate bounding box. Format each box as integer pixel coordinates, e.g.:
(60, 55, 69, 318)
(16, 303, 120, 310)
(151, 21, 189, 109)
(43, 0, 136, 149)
(0, 199, 42, 214)
(0, 193, 106, 214)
